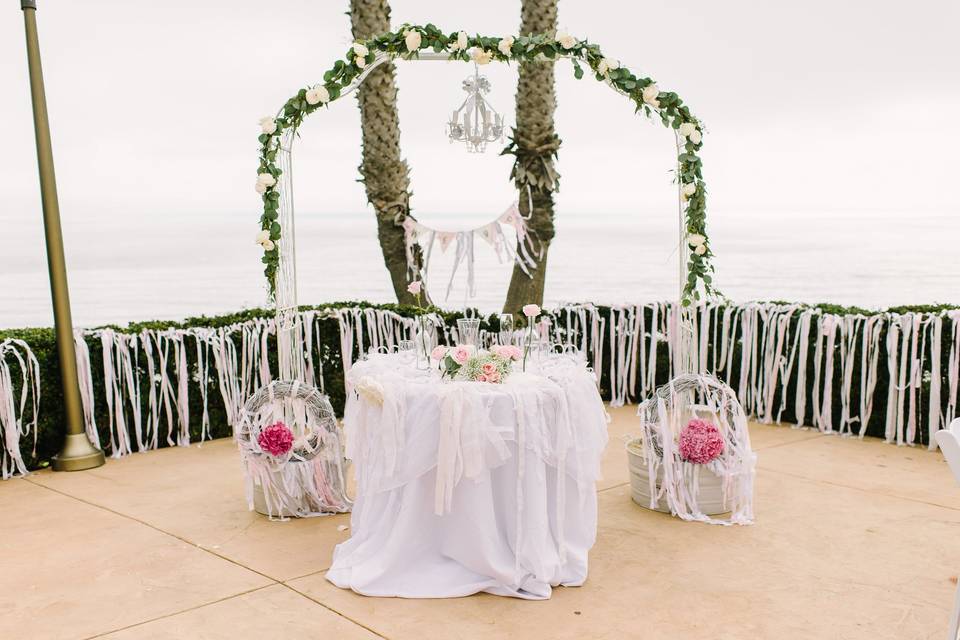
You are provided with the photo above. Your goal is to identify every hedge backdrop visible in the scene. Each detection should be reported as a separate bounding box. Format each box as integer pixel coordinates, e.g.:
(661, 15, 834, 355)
(1, 301, 958, 478)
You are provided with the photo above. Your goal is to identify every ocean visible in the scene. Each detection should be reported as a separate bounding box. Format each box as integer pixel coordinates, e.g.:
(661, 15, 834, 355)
(1, 209, 956, 329)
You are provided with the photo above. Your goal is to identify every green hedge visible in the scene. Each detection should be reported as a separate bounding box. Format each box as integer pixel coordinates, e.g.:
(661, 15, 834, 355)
(1, 300, 957, 472)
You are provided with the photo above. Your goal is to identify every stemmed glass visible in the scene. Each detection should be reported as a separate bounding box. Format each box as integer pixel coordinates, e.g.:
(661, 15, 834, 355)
(498, 313, 514, 345)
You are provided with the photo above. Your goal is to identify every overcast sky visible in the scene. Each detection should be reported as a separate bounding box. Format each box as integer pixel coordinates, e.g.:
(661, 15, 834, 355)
(1, 1, 958, 324)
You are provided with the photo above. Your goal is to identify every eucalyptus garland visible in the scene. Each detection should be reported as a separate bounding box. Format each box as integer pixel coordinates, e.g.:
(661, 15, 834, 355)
(255, 24, 715, 304)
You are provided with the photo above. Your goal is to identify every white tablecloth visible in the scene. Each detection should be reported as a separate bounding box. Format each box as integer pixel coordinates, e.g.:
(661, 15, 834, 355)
(326, 352, 609, 599)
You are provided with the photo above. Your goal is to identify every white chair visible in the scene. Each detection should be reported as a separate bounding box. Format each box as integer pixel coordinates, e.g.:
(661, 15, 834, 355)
(934, 418, 960, 640)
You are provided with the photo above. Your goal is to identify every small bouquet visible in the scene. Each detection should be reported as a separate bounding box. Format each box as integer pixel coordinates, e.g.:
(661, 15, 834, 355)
(432, 345, 522, 383)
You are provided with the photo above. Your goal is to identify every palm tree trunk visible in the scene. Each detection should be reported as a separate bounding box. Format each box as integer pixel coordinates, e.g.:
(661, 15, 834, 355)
(502, 0, 560, 316)
(350, 0, 423, 305)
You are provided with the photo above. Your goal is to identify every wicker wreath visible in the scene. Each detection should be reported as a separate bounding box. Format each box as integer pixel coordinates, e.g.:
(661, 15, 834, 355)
(237, 380, 338, 464)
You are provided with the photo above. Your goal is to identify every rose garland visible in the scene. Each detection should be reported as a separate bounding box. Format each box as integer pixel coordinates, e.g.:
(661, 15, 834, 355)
(255, 24, 715, 305)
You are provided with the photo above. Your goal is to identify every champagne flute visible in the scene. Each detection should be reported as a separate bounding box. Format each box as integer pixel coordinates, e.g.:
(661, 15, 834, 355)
(498, 313, 514, 345)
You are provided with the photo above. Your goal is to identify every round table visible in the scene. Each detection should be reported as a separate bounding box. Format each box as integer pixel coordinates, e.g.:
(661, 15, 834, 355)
(325, 351, 609, 599)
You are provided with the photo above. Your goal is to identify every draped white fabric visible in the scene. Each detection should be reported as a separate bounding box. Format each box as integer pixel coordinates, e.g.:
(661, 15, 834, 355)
(326, 353, 609, 599)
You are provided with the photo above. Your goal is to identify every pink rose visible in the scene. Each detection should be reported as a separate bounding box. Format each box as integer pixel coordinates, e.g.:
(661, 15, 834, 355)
(507, 345, 522, 360)
(522, 304, 541, 318)
(431, 345, 448, 361)
(487, 371, 501, 383)
(452, 345, 472, 364)
(406, 280, 422, 295)
(481, 362, 497, 375)
(475, 373, 488, 383)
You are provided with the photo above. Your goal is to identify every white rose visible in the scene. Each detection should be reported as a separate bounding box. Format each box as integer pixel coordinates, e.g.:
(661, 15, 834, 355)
(682, 182, 697, 198)
(471, 47, 493, 65)
(259, 117, 277, 135)
(679, 122, 697, 138)
(254, 182, 267, 195)
(404, 30, 422, 52)
(556, 31, 577, 49)
(305, 84, 329, 105)
(355, 55, 366, 69)
(256, 230, 270, 245)
(257, 172, 276, 187)
(694, 244, 707, 256)
(687, 233, 705, 247)
(598, 57, 618, 74)
(261, 239, 275, 251)
(451, 31, 468, 51)
(642, 83, 660, 107)
(497, 36, 514, 56)
(352, 42, 369, 56)
(689, 130, 702, 144)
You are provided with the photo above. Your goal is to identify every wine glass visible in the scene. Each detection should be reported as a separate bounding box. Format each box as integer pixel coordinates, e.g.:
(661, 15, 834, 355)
(498, 313, 514, 345)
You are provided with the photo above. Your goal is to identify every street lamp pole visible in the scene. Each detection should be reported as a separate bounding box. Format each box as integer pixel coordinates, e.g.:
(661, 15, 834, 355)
(20, 0, 105, 471)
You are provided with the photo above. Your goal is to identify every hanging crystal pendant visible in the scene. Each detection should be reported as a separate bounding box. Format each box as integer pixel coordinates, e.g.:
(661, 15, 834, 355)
(446, 64, 505, 153)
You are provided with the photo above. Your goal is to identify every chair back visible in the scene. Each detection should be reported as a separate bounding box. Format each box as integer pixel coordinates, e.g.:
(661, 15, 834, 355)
(935, 418, 960, 486)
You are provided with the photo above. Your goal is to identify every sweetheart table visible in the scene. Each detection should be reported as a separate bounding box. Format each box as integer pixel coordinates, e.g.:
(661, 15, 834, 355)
(325, 351, 609, 599)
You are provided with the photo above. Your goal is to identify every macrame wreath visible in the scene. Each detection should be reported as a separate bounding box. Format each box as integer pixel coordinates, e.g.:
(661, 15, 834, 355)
(237, 380, 351, 519)
(628, 373, 756, 525)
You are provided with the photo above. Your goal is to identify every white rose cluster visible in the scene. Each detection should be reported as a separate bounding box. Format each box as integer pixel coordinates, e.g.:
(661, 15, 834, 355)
(255, 172, 276, 195)
(679, 121, 703, 145)
(497, 36, 514, 56)
(356, 375, 385, 406)
(687, 232, 707, 256)
(681, 182, 697, 199)
(255, 229, 275, 252)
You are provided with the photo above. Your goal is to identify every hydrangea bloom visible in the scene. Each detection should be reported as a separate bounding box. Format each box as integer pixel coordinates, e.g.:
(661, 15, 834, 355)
(258, 421, 294, 457)
(678, 419, 724, 464)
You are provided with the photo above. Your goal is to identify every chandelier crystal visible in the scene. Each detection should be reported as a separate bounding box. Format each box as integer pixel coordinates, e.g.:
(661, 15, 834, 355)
(446, 65, 505, 153)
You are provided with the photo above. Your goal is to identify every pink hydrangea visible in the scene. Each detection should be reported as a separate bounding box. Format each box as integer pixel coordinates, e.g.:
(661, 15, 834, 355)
(258, 421, 294, 457)
(678, 419, 724, 464)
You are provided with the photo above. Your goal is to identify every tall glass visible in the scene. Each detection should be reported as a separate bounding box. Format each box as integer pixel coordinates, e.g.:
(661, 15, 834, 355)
(456, 318, 481, 346)
(498, 313, 514, 345)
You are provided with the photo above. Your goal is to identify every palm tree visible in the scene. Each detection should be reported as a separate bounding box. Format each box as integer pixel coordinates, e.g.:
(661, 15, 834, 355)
(502, 0, 560, 315)
(349, 0, 423, 305)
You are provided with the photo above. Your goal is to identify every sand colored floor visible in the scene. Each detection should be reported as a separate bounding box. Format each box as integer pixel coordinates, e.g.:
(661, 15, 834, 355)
(2, 405, 958, 639)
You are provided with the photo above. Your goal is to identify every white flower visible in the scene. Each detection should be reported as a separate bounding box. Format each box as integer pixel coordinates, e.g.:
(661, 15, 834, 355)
(598, 57, 619, 74)
(256, 172, 276, 188)
(356, 375, 385, 406)
(355, 55, 366, 69)
(451, 31, 468, 51)
(261, 239, 275, 251)
(679, 122, 697, 138)
(254, 182, 267, 195)
(687, 233, 706, 247)
(497, 36, 514, 56)
(255, 230, 270, 245)
(352, 42, 369, 57)
(404, 30, 422, 52)
(689, 130, 702, 144)
(305, 84, 329, 105)
(471, 47, 493, 65)
(694, 244, 707, 256)
(556, 31, 577, 49)
(259, 117, 277, 135)
(682, 182, 697, 198)
(642, 83, 660, 107)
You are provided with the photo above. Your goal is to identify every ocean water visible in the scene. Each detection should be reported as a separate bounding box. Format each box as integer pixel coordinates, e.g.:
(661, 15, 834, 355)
(1, 210, 956, 329)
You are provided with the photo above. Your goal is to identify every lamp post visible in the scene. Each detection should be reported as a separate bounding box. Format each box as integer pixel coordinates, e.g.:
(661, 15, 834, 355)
(20, 0, 105, 471)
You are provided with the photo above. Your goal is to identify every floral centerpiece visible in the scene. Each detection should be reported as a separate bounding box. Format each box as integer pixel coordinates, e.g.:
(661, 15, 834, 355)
(432, 345, 521, 383)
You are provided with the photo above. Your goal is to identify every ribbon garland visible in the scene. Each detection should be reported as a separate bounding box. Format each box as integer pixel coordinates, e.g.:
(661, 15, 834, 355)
(402, 201, 541, 300)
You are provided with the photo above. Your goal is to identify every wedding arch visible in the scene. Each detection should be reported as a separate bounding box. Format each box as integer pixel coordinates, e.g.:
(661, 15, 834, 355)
(254, 24, 714, 379)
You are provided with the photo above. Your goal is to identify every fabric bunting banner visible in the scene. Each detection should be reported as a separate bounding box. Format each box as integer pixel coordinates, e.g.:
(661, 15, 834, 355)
(402, 202, 541, 300)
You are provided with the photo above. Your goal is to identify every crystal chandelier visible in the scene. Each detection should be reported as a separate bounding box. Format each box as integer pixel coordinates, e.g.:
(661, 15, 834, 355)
(446, 65, 505, 153)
